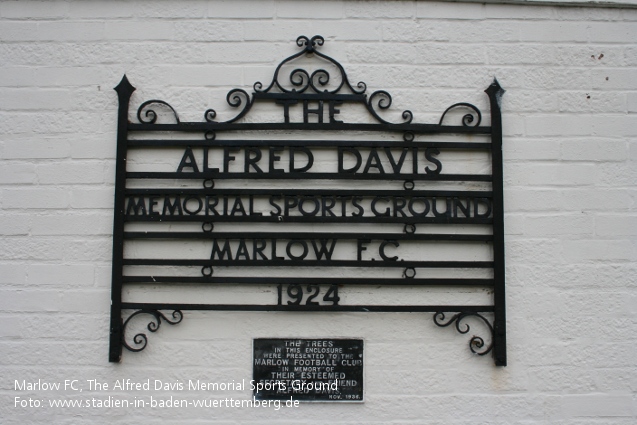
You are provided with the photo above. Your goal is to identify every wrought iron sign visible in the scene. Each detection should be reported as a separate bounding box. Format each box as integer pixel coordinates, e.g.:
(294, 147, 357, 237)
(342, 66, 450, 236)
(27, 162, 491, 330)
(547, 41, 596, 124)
(109, 35, 507, 366)
(253, 338, 364, 401)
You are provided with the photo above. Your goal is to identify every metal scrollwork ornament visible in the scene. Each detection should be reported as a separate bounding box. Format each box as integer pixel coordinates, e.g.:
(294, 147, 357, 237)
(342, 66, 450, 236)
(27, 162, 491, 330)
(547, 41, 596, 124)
(122, 309, 183, 353)
(433, 312, 494, 356)
(137, 100, 180, 124)
(131, 36, 487, 130)
(438, 102, 482, 127)
(204, 89, 252, 124)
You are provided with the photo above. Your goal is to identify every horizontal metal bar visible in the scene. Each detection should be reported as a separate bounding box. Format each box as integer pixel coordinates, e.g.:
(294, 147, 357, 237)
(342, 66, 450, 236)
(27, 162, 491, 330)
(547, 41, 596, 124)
(127, 139, 493, 150)
(123, 259, 494, 268)
(122, 276, 494, 286)
(121, 302, 495, 313)
(123, 231, 494, 241)
(126, 171, 492, 182)
(253, 92, 368, 102)
(124, 215, 493, 224)
(127, 122, 493, 135)
(124, 188, 493, 198)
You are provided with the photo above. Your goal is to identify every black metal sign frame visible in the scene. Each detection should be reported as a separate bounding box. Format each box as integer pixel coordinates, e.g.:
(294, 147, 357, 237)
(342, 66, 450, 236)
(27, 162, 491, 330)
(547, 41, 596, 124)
(109, 35, 507, 366)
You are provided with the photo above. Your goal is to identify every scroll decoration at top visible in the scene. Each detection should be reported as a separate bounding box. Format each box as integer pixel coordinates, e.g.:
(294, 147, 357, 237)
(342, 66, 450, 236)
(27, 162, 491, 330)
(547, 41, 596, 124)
(253, 35, 368, 95)
(135, 35, 487, 128)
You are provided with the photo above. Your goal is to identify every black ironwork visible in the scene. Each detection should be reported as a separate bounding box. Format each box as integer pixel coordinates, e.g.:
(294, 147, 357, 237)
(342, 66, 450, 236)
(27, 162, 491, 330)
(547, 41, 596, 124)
(122, 309, 183, 352)
(433, 311, 494, 356)
(109, 35, 507, 366)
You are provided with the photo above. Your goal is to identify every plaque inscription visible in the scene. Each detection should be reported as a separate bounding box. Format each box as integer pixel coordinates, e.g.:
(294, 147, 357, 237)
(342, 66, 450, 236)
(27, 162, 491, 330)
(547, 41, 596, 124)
(253, 338, 364, 402)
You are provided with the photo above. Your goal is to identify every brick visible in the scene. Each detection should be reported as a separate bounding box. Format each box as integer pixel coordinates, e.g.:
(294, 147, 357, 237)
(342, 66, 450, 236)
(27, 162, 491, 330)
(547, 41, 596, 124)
(276, 0, 344, 19)
(587, 22, 637, 44)
(630, 141, 637, 161)
(317, 20, 383, 42)
(518, 21, 590, 43)
(63, 238, 112, 262)
(133, 0, 208, 18)
(505, 89, 558, 113)
(595, 163, 637, 187)
(417, 1, 487, 20)
(561, 395, 634, 417)
(0, 88, 72, 111)
(436, 21, 521, 43)
(591, 115, 637, 137)
(30, 213, 112, 235)
(561, 189, 632, 211)
(507, 238, 563, 264)
(506, 163, 596, 186)
(347, 1, 416, 19)
(0, 316, 23, 338)
(487, 44, 559, 66)
(0, 21, 39, 41)
(591, 68, 637, 90)
(556, 45, 627, 67)
(562, 291, 635, 318)
(0, 264, 27, 285)
(0, 163, 36, 184)
(484, 3, 554, 20)
(0, 214, 30, 235)
(381, 20, 431, 42)
(628, 92, 637, 113)
(413, 43, 486, 65)
(68, 1, 135, 19)
(0, 236, 66, 260)
(37, 22, 106, 41)
(525, 214, 594, 236)
(592, 368, 637, 393)
(504, 213, 524, 235)
(551, 67, 595, 91)
(625, 46, 637, 66)
(243, 21, 316, 42)
(556, 5, 624, 21)
(560, 139, 628, 161)
(207, 0, 275, 18)
(112, 21, 177, 43)
(27, 264, 95, 285)
(29, 112, 103, 134)
(1, 137, 70, 159)
(558, 91, 627, 114)
(505, 138, 560, 160)
(70, 137, 116, 160)
(521, 263, 637, 290)
(156, 65, 245, 87)
(36, 161, 107, 185)
(562, 240, 636, 262)
(20, 313, 107, 340)
(596, 215, 637, 236)
(347, 43, 413, 65)
(1, 1, 69, 19)
(504, 188, 564, 211)
(0, 66, 36, 87)
(525, 115, 594, 137)
(69, 188, 114, 209)
(33, 66, 112, 87)
(2, 188, 69, 209)
(174, 20, 244, 42)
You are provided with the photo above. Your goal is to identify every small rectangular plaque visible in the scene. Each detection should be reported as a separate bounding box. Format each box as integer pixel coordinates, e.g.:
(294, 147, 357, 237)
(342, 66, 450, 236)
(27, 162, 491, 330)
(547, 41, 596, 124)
(253, 338, 364, 402)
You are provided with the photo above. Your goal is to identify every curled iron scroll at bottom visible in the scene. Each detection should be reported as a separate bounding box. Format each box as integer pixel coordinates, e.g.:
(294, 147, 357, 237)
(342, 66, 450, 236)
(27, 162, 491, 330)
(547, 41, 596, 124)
(433, 312, 494, 356)
(122, 310, 183, 353)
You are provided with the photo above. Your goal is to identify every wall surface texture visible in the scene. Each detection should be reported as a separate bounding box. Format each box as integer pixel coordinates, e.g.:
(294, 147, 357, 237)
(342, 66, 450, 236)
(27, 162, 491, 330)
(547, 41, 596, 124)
(1, 0, 636, 424)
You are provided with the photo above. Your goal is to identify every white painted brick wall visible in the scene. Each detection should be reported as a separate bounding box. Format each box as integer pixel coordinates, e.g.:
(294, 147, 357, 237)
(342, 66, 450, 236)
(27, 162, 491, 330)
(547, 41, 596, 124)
(1, 0, 636, 423)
